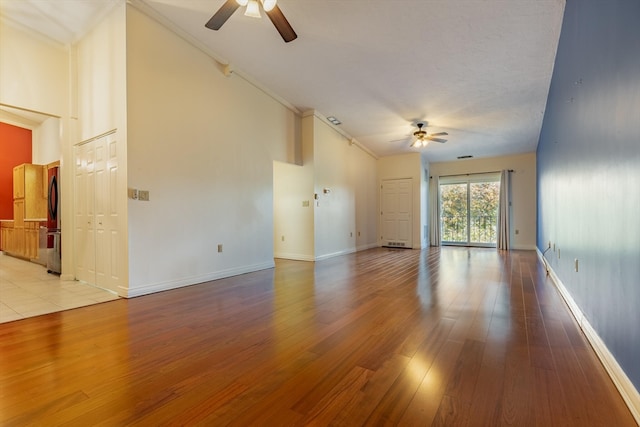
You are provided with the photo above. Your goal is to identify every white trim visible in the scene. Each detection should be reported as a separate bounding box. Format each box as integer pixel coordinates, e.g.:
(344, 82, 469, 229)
(315, 248, 356, 262)
(76, 128, 117, 146)
(276, 244, 377, 262)
(274, 253, 315, 262)
(536, 249, 640, 425)
(123, 261, 275, 298)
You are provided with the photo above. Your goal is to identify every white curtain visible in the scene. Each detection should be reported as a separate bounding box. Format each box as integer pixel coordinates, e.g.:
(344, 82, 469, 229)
(429, 176, 441, 246)
(497, 169, 511, 250)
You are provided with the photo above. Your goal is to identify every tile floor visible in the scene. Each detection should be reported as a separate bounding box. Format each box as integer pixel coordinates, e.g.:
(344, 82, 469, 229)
(0, 252, 119, 323)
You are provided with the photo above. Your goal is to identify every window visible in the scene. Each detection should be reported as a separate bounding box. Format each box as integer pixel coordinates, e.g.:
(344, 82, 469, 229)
(440, 174, 500, 247)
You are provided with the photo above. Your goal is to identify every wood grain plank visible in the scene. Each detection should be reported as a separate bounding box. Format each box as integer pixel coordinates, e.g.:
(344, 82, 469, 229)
(0, 248, 635, 426)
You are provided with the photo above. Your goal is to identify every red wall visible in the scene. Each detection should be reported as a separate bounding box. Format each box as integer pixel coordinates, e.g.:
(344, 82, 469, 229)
(0, 122, 32, 220)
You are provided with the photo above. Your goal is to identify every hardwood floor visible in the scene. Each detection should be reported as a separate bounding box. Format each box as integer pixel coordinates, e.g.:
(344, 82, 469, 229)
(0, 247, 636, 426)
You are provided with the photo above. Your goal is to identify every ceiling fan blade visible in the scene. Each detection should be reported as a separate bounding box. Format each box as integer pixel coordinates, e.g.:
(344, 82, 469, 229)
(265, 5, 297, 42)
(429, 132, 448, 137)
(205, 0, 240, 30)
(426, 137, 447, 143)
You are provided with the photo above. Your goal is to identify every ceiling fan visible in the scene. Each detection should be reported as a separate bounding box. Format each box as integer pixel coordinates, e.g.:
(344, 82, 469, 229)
(411, 122, 448, 148)
(205, 0, 297, 43)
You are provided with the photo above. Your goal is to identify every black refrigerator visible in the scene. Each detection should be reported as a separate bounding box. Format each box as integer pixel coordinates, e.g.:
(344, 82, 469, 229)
(47, 166, 61, 274)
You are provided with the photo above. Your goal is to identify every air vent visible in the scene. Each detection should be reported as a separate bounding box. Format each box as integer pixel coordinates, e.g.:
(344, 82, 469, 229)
(457, 155, 473, 159)
(386, 242, 406, 247)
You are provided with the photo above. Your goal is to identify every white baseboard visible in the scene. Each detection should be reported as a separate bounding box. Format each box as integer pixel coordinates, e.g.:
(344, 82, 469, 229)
(274, 253, 315, 261)
(275, 243, 380, 262)
(536, 249, 640, 425)
(315, 247, 356, 261)
(124, 261, 275, 298)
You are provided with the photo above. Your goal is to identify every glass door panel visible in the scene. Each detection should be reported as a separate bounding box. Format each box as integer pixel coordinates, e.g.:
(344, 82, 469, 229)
(440, 178, 500, 246)
(469, 181, 500, 244)
(440, 183, 468, 243)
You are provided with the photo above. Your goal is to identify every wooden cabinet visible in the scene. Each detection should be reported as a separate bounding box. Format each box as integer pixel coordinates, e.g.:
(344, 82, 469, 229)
(13, 199, 25, 227)
(0, 221, 14, 252)
(1, 220, 42, 260)
(3, 163, 47, 260)
(13, 164, 25, 198)
(13, 163, 46, 220)
(24, 221, 40, 260)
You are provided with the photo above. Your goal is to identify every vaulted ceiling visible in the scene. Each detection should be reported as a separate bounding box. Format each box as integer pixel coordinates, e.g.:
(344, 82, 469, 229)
(0, 0, 566, 161)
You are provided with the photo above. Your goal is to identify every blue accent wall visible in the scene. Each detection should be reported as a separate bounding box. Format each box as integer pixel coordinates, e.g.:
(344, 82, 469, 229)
(537, 0, 640, 389)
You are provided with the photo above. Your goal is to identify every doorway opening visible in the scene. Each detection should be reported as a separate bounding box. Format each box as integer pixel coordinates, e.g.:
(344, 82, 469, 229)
(440, 174, 500, 247)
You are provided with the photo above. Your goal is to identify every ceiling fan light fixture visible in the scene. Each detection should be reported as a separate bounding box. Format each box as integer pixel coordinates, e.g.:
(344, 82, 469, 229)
(244, 0, 261, 18)
(261, 0, 277, 12)
(206, 0, 297, 42)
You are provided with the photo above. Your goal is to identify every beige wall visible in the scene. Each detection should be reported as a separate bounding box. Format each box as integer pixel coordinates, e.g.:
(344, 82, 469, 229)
(273, 161, 314, 260)
(32, 118, 62, 165)
(277, 112, 378, 261)
(76, 4, 127, 141)
(125, 5, 298, 296)
(311, 113, 379, 259)
(429, 152, 537, 249)
(0, 24, 68, 117)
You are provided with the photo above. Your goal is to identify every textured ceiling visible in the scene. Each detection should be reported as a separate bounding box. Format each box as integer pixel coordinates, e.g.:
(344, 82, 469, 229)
(1, 0, 566, 162)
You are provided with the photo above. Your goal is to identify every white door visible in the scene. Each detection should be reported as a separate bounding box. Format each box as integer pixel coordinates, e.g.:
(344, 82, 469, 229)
(94, 139, 107, 288)
(381, 178, 412, 248)
(104, 134, 121, 292)
(74, 142, 95, 284)
(74, 132, 121, 293)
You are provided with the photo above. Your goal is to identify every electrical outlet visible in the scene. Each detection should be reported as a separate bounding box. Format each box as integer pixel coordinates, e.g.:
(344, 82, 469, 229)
(302, 200, 310, 207)
(515, 229, 519, 235)
(350, 232, 353, 237)
(281, 235, 285, 242)
(217, 244, 223, 253)
(138, 190, 150, 201)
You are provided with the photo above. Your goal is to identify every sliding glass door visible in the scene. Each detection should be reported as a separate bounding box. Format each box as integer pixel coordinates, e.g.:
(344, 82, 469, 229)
(440, 175, 500, 247)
